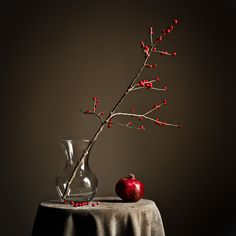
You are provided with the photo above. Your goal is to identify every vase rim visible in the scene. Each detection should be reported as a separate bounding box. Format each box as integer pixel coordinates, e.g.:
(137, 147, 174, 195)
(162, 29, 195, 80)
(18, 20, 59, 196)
(59, 139, 90, 143)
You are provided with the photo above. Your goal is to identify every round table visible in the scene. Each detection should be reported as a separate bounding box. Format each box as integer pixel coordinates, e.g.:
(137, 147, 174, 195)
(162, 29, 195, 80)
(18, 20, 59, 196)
(32, 197, 165, 236)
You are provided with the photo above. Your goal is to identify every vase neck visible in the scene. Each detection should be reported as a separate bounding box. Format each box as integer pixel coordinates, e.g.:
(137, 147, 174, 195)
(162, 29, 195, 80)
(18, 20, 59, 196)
(59, 139, 90, 166)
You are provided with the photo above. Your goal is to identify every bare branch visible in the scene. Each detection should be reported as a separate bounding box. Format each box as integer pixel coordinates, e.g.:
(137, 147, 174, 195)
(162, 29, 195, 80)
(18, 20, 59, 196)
(111, 111, 179, 128)
(131, 87, 166, 92)
(112, 121, 140, 130)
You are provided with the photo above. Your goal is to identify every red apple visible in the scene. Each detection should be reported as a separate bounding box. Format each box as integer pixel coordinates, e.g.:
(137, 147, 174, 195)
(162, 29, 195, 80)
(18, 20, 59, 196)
(115, 174, 144, 202)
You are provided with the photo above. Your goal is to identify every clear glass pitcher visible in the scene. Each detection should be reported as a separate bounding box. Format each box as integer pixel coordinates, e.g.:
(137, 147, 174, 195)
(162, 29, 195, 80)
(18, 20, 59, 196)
(55, 139, 98, 202)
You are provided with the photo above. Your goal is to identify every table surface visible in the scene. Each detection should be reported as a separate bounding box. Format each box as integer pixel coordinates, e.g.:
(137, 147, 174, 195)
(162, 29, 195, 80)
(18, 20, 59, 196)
(32, 197, 165, 236)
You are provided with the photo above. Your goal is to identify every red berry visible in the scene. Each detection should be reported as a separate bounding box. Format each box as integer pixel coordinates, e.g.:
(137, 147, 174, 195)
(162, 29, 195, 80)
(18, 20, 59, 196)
(146, 82, 153, 88)
(92, 203, 96, 207)
(153, 64, 157, 68)
(100, 112, 104, 116)
(108, 124, 112, 128)
(139, 81, 145, 87)
(139, 117, 143, 121)
(139, 125, 145, 130)
(163, 85, 167, 90)
(155, 117, 159, 124)
(167, 29, 171, 33)
(163, 99, 167, 105)
(140, 41, 145, 48)
(172, 52, 177, 56)
(173, 19, 178, 25)
(92, 97, 97, 101)
(70, 201, 74, 205)
(156, 76, 160, 82)
(127, 122, 132, 126)
(153, 47, 157, 52)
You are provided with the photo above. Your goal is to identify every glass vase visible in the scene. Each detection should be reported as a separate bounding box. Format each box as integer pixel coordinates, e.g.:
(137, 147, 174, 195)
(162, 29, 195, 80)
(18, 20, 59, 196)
(55, 139, 98, 202)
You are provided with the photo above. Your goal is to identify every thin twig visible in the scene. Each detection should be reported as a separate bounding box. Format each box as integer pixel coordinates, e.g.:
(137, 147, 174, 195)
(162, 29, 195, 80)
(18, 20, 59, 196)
(112, 121, 140, 130)
(111, 112, 179, 128)
(131, 87, 165, 91)
(80, 109, 104, 124)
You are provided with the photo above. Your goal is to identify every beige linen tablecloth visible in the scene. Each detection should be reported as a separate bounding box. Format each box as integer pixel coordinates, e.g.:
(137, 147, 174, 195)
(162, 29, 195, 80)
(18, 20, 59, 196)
(32, 197, 165, 236)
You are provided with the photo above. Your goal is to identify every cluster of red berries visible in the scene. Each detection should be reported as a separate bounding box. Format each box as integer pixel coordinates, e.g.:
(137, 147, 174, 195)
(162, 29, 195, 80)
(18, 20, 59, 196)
(140, 41, 150, 58)
(145, 64, 157, 69)
(63, 200, 100, 207)
(85, 97, 105, 116)
(92, 97, 100, 111)
(155, 19, 179, 42)
(138, 80, 153, 88)
(140, 19, 178, 59)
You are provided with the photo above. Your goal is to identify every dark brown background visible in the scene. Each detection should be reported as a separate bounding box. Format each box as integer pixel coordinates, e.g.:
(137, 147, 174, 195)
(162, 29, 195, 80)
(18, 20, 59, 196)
(1, 0, 235, 235)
